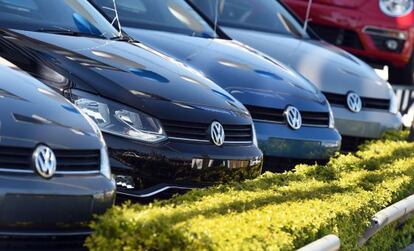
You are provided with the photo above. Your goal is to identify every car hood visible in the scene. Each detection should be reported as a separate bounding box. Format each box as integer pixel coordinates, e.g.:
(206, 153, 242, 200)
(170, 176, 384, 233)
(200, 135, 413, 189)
(0, 65, 101, 149)
(223, 27, 391, 99)
(125, 28, 328, 112)
(0, 29, 250, 123)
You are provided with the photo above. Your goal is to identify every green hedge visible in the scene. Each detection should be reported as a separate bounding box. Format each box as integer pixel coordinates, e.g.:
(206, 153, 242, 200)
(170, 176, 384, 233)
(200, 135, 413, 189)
(87, 131, 414, 251)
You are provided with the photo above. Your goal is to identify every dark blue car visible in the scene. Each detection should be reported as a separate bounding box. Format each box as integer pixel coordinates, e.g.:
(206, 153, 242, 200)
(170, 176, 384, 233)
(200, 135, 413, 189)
(93, 0, 342, 169)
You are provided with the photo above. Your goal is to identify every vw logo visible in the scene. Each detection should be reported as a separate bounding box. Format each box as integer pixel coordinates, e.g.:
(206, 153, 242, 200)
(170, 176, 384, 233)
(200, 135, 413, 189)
(285, 106, 302, 130)
(32, 145, 56, 179)
(347, 92, 362, 113)
(209, 121, 225, 146)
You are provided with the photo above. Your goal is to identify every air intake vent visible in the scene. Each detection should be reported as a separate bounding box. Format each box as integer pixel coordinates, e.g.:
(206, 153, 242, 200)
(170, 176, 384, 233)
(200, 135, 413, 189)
(0, 147, 31, 170)
(323, 92, 390, 110)
(244, 105, 285, 123)
(301, 111, 330, 127)
(161, 120, 253, 144)
(245, 105, 330, 128)
(54, 149, 100, 172)
(363, 97, 390, 110)
(0, 147, 100, 173)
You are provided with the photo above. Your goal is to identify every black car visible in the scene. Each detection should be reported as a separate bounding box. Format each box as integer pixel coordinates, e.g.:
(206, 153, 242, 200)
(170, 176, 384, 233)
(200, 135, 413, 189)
(0, 63, 115, 247)
(0, 0, 263, 198)
(92, 0, 341, 169)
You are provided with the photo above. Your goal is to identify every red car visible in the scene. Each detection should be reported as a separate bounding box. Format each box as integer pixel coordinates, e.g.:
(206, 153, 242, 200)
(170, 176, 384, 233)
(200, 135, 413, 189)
(283, 0, 414, 85)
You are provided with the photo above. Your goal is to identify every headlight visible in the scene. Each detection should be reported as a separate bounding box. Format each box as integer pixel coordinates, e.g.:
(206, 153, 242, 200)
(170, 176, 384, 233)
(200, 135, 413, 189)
(379, 0, 413, 17)
(71, 96, 112, 179)
(71, 90, 167, 143)
(388, 85, 399, 114)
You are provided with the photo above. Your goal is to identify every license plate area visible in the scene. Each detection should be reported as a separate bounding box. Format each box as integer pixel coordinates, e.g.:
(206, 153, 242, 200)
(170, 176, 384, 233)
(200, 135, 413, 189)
(1, 194, 93, 227)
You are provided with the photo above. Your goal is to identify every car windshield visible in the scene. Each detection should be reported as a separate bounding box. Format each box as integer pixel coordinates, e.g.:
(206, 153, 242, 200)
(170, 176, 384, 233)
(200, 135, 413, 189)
(0, 0, 119, 39)
(190, 0, 309, 39)
(92, 0, 217, 38)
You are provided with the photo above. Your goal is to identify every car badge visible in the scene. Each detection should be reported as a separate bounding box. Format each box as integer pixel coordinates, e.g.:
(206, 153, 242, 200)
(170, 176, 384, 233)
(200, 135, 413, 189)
(347, 92, 362, 113)
(209, 121, 225, 146)
(285, 106, 302, 130)
(32, 145, 56, 179)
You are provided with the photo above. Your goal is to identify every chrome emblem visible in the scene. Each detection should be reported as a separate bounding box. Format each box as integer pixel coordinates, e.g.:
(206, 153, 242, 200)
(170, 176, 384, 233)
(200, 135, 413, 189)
(32, 145, 56, 179)
(209, 121, 225, 146)
(285, 106, 302, 130)
(347, 92, 362, 113)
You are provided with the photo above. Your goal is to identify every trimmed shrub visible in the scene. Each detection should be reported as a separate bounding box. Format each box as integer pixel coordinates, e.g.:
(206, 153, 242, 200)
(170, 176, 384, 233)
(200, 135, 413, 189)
(86, 131, 414, 251)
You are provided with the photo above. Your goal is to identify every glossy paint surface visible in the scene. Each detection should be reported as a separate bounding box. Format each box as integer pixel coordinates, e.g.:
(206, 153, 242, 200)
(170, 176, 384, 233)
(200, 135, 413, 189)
(0, 29, 264, 196)
(189, 0, 402, 138)
(0, 65, 115, 234)
(0, 64, 100, 149)
(0, 29, 250, 124)
(91, 0, 340, 161)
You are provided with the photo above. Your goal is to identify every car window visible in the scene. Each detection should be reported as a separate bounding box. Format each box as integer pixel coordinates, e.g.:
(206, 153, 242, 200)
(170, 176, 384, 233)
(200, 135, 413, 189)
(0, 0, 119, 39)
(92, 0, 217, 38)
(190, 0, 309, 38)
(0, 0, 38, 11)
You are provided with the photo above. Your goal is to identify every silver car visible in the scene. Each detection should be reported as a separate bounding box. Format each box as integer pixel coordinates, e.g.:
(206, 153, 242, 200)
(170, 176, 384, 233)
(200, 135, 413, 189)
(190, 0, 402, 150)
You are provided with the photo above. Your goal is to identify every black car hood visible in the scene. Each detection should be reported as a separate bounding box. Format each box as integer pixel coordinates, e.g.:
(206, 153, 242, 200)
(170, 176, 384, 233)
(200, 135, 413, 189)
(0, 29, 250, 123)
(124, 28, 328, 112)
(0, 65, 101, 149)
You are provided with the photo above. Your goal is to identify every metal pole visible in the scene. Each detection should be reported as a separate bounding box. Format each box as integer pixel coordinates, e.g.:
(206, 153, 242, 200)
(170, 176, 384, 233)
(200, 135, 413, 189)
(358, 194, 414, 246)
(409, 116, 414, 142)
(303, 0, 313, 32)
(297, 235, 340, 251)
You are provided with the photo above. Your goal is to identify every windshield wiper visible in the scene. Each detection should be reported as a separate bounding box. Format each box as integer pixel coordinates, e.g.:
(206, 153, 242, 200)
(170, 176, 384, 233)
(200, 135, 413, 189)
(36, 28, 107, 39)
(110, 34, 136, 42)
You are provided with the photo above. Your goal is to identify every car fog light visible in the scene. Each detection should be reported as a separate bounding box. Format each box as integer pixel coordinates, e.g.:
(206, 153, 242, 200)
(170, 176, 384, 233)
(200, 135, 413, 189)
(115, 175, 135, 189)
(322, 141, 341, 148)
(385, 39, 399, 51)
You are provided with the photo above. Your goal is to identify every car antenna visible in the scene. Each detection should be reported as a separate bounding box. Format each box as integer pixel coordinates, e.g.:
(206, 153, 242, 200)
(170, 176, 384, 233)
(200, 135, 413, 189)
(303, 0, 313, 32)
(102, 0, 123, 38)
(213, 0, 220, 36)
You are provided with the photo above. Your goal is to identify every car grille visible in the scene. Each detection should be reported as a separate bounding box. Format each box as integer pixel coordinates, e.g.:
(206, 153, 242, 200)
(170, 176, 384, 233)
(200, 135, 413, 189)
(0, 146, 100, 174)
(161, 120, 253, 144)
(245, 105, 330, 128)
(323, 92, 390, 110)
(54, 149, 101, 172)
(310, 23, 363, 50)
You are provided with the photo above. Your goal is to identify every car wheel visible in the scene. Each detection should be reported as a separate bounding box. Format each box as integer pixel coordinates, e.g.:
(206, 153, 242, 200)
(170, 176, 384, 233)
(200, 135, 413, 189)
(389, 54, 414, 86)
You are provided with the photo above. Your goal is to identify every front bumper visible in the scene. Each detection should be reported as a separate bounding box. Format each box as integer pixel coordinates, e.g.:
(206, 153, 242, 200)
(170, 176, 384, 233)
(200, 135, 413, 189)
(332, 106, 402, 138)
(105, 134, 263, 198)
(0, 174, 115, 235)
(255, 120, 341, 160)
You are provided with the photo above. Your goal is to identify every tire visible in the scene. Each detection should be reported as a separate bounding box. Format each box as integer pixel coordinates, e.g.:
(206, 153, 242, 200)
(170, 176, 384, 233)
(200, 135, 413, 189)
(389, 53, 414, 86)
